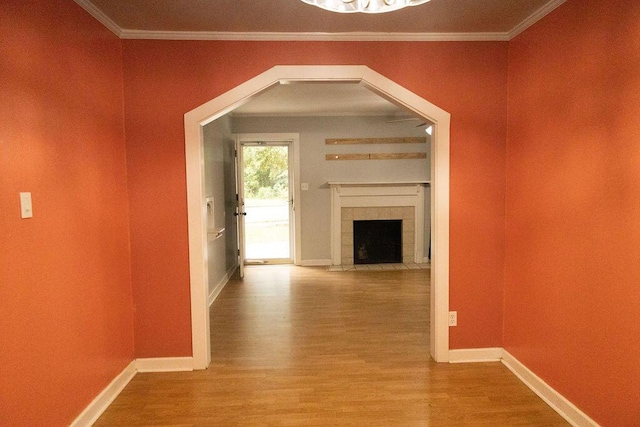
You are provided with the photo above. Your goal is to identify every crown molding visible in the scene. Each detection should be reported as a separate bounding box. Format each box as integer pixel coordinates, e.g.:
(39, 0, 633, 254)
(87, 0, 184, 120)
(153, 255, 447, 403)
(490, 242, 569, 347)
(119, 30, 509, 42)
(74, 0, 122, 37)
(75, 0, 565, 43)
(508, 0, 567, 40)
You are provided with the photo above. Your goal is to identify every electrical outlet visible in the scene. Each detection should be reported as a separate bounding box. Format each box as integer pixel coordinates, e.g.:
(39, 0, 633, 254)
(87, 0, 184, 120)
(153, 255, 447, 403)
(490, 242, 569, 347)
(448, 311, 457, 327)
(20, 192, 33, 218)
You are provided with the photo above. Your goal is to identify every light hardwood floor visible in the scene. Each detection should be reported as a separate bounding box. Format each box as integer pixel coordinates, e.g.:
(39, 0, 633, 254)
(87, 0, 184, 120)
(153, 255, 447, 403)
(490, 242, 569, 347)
(95, 265, 568, 426)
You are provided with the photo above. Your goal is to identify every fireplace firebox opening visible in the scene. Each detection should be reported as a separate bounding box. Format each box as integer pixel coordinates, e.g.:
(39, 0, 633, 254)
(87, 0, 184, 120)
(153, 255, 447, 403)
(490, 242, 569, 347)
(353, 220, 403, 264)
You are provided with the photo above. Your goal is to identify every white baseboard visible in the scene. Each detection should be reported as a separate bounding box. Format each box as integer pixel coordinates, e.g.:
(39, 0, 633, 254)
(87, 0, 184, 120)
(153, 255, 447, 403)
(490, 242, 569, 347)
(71, 357, 194, 425)
(449, 347, 503, 363)
(450, 348, 598, 426)
(72, 349, 598, 427)
(501, 350, 599, 427)
(300, 259, 332, 266)
(136, 357, 194, 373)
(70, 268, 234, 424)
(70, 360, 136, 427)
(208, 265, 237, 306)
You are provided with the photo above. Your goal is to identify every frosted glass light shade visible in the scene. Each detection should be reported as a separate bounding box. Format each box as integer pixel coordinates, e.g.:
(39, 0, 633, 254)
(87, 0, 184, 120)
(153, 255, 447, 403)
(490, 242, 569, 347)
(301, 0, 431, 14)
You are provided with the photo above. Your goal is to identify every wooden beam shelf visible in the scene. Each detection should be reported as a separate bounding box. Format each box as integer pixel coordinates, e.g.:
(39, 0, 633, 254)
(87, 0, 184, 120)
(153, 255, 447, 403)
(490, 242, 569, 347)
(326, 152, 427, 161)
(370, 152, 427, 160)
(326, 137, 426, 145)
(326, 154, 369, 161)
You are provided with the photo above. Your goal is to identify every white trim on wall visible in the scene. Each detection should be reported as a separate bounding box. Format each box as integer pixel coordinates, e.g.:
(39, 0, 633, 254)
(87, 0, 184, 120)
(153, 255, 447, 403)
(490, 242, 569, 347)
(208, 265, 237, 307)
(74, 349, 599, 427)
(119, 30, 509, 42)
(502, 351, 600, 427)
(73, 0, 122, 37)
(70, 357, 195, 426)
(508, 0, 567, 40)
(450, 348, 599, 427)
(75, 1, 564, 42)
(136, 357, 194, 373)
(184, 65, 451, 366)
(449, 347, 503, 363)
(70, 361, 136, 427)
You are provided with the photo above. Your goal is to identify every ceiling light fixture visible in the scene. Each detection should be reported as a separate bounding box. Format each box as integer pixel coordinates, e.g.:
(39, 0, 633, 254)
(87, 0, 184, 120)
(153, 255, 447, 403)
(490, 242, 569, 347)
(301, 0, 431, 14)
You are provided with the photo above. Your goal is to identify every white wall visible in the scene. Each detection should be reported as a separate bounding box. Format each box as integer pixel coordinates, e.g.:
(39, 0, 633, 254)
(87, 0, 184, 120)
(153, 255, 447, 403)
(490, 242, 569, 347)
(232, 115, 431, 262)
(203, 116, 237, 297)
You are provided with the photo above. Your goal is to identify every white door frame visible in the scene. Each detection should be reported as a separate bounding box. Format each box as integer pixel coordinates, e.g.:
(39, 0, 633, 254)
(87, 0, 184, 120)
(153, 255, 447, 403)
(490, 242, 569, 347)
(184, 65, 450, 369)
(234, 137, 246, 278)
(236, 133, 301, 266)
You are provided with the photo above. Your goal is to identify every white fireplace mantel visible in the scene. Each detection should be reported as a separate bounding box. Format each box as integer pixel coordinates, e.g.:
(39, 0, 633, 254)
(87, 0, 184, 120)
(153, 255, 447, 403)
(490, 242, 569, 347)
(329, 181, 429, 265)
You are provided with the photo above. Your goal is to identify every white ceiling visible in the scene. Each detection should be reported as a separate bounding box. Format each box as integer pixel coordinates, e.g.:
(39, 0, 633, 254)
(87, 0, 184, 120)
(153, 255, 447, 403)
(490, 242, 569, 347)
(232, 83, 411, 118)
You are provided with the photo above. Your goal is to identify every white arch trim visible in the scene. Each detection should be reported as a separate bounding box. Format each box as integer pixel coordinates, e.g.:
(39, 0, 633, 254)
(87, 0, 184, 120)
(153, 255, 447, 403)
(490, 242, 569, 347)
(184, 65, 450, 368)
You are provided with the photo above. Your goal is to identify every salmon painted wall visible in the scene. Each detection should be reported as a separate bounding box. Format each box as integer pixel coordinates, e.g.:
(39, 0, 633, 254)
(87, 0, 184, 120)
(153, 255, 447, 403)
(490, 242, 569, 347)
(0, 1, 134, 425)
(505, 0, 640, 425)
(122, 40, 508, 356)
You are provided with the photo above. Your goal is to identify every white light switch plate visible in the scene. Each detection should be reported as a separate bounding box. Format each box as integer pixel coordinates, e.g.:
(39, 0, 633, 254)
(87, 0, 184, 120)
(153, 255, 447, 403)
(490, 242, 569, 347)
(301, 183, 309, 191)
(20, 192, 33, 218)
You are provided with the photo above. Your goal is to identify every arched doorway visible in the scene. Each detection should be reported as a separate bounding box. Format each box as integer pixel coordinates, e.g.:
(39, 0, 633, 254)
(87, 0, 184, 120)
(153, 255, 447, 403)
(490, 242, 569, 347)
(184, 65, 450, 368)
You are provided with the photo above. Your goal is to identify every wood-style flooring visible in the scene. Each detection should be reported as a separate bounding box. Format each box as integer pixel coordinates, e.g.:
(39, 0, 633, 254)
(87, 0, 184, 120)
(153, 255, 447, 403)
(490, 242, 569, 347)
(95, 265, 568, 426)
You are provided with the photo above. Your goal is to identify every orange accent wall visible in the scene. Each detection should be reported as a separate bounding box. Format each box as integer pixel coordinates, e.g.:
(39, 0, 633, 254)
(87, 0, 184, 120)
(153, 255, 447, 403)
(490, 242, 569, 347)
(505, 0, 640, 425)
(0, 1, 134, 425)
(7, 0, 640, 424)
(121, 40, 508, 356)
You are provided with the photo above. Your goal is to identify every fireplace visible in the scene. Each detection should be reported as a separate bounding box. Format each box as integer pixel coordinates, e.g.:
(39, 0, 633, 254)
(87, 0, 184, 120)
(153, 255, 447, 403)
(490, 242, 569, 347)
(354, 220, 403, 264)
(329, 182, 428, 266)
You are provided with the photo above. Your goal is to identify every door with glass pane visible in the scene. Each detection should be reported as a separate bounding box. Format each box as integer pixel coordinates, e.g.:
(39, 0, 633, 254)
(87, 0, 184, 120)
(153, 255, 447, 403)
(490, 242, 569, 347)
(237, 140, 293, 266)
